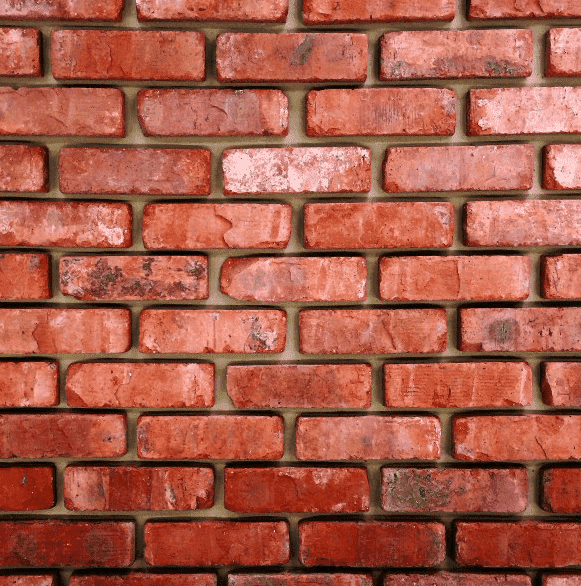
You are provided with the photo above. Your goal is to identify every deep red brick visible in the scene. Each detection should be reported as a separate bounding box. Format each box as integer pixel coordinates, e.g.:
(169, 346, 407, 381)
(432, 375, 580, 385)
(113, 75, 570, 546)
(543, 145, 581, 190)
(546, 29, 581, 77)
(0, 29, 41, 76)
(0, 0, 123, 21)
(541, 468, 581, 512)
(469, 0, 581, 19)
(384, 574, 531, 586)
(231, 576, 371, 586)
(542, 362, 581, 406)
(0, 254, 51, 300)
(543, 577, 581, 586)
(0, 467, 54, 511)
(0, 145, 47, 192)
(71, 575, 216, 586)
(0, 577, 55, 586)
(542, 255, 581, 299)
(0, 361, 58, 407)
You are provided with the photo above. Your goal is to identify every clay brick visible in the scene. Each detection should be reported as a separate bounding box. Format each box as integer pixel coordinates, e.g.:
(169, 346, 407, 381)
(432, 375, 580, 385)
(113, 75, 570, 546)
(469, 0, 581, 19)
(542, 362, 581, 406)
(0, 578, 55, 586)
(382, 468, 528, 513)
(383, 145, 533, 192)
(295, 415, 441, 460)
(453, 415, 581, 461)
(140, 309, 286, 354)
(547, 29, 581, 77)
(52, 30, 204, 82)
(232, 577, 371, 586)
(226, 364, 371, 408)
(222, 147, 370, 195)
(137, 0, 287, 21)
(0, 254, 51, 300)
(0, 361, 58, 407)
(384, 575, 531, 586)
(137, 415, 283, 460)
(379, 256, 531, 301)
(306, 89, 456, 136)
(137, 89, 288, 137)
(0, 467, 54, 511)
(0, 88, 124, 137)
(142, 203, 291, 250)
(543, 145, 581, 190)
(299, 309, 447, 355)
(221, 257, 367, 302)
(0, 414, 126, 458)
(216, 33, 367, 82)
(224, 467, 369, 513)
(0, 309, 130, 354)
(541, 468, 581, 512)
(59, 148, 210, 196)
(0, 0, 123, 21)
(66, 362, 214, 408)
(543, 577, 581, 586)
(299, 521, 445, 567)
(0, 29, 41, 76)
(71, 575, 216, 586)
(0, 521, 133, 567)
(380, 29, 532, 80)
(384, 362, 532, 408)
(542, 255, 581, 299)
(0, 145, 47, 192)
(64, 466, 213, 511)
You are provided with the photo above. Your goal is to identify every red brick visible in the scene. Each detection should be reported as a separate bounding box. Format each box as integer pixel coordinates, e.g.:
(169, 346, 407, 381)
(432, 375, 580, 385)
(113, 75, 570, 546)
(299, 309, 447, 355)
(543, 145, 581, 190)
(71, 575, 216, 586)
(469, 0, 581, 19)
(52, 30, 204, 82)
(379, 256, 530, 301)
(231, 576, 371, 586)
(142, 203, 291, 250)
(306, 89, 456, 136)
(0, 467, 54, 511)
(137, 0, 287, 21)
(542, 255, 581, 299)
(59, 148, 210, 196)
(225, 467, 369, 513)
(547, 29, 581, 77)
(0, 145, 47, 192)
(0, 414, 126, 458)
(304, 203, 454, 249)
(137, 415, 283, 460)
(64, 466, 213, 511)
(0, 521, 133, 567)
(384, 574, 531, 586)
(0, 254, 51, 300)
(216, 33, 367, 82)
(221, 257, 366, 302)
(543, 577, 581, 586)
(66, 362, 214, 408)
(226, 364, 371, 408)
(0, 0, 123, 21)
(140, 309, 285, 354)
(137, 89, 288, 137)
(296, 415, 441, 460)
(0, 88, 124, 137)
(222, 147, 370, 195)
(541, 468, 581, 512)
(542, 362, 581, 406)
(382, 468, 527, 513)
(381, 29, 532, 80)
(0, 577, 55, 586)
(453, 414, 581, 461)
(384, 362, 532, 408)
(0, 309, 130, 354)
(0, 361, 58, 407)
(0, 29, 41, 76)
(299, 521, 445, 567)
(384, 145, 533, 193)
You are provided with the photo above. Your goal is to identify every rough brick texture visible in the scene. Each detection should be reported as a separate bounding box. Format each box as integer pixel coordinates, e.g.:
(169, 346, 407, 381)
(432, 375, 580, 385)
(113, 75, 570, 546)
(469, 0, 581, 19)
(0, 29, 41, 76)
(0, 361, 58, 407)
(0, 145, 47, 192)
(541, 468, 581, 513)
(542, 362, 581, 406)
(0, 254, 51, 300)
(546, 29, 581, 77)
(543, 145, 581, 190)
(0, 467, 54, 511)
(0, 0, 123, 21)
(70, 576, 216, 586)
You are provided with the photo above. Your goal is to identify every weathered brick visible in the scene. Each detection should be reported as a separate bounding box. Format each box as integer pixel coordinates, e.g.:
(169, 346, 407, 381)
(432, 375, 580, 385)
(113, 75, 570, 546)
(0, 145, 47, 192)
(0, 254, 51, 300)
(0, 0, 123, 21)
(137, 0, 287, 21)
(71, 575, 216, 586)
(469, 0, 581, 19)
(542, 254, 581, 299)
(0, 361, 58, 407)
(306, 89, 456, 136)
(0, 29, 41, 76)
(543, 145, 581, 190)
(224, 467, 369, 513)
(295, 416, 441, 460)
(0, 577, 55, 586)
(64, 466, 213, 511)
(231, 576, 371, 586)
(541, 468, 581, 512)
(543, 577, 581, 586)
(137, 415, 283, 460)
(66, 363, 213, 408)
(547, 29, 581, 78)
(0, 467, 54, 511)
(384, 574, 531, 586)
(542, 362, 581, 406)
(216, 33, 367, 82)
(142, 203, 291, 250)
(52, 30, 204, 81)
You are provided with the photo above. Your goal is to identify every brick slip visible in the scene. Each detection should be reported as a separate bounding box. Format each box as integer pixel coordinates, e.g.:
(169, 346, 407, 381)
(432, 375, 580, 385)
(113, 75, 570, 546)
(547, 29, 581, 77)
(137, 415, 283, 460)
(137, 0, 287, 21)
(379, 256, 531, 302)
(0, 521, 133, 567)
(0, 254, 51, 300)
(0, 361, 58, 407)
(0, 309, 131, 354)
(0, 579, 55, 586)
(60, 256, 208, 302)
(382, 468, 528, 513)
(543, 145, 581, 190)
(543, 578, 581, 586)
(384, 362, 532, 408)
(0, 88, 124, 137)
(71, 575, 216, 586)
(66, 362, 214, 408)
(64, 466, 213, 511)
(453, 415, 581, 461)
(59, 148, 211, 196)
(305, 89, 456, 137)
(0, 29, 41, 77)
(224, 467, 370, 513)
(469, 0, 581, 19)
(137, 89, 288, 137)
(380, 29, 532, 80)
(384, 575, 531, 586)
(543, 255, 581, 299)
(542, 362, 581, 406)
(295, 416, 441, 460)
(0, 467, 54, 511)
(0, 145, 47, 192)
(299, 521, 445, 567)
(216, 33, 367, 82)
(51, 30, 205, 82)
(222, 147, 370, 195)
(221, 257, 367, 302)
(142, 203, 291, 250)
(232, 577, 371, 586)
(383, 145, 534, 193)
(541, 468, 581, 512)
(0, 0, 122, 21)
(304, 203, 454, 250)
(226, 364, 371, 408)
(0, 414, 126, 458)
(299, 309, 447, 355)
